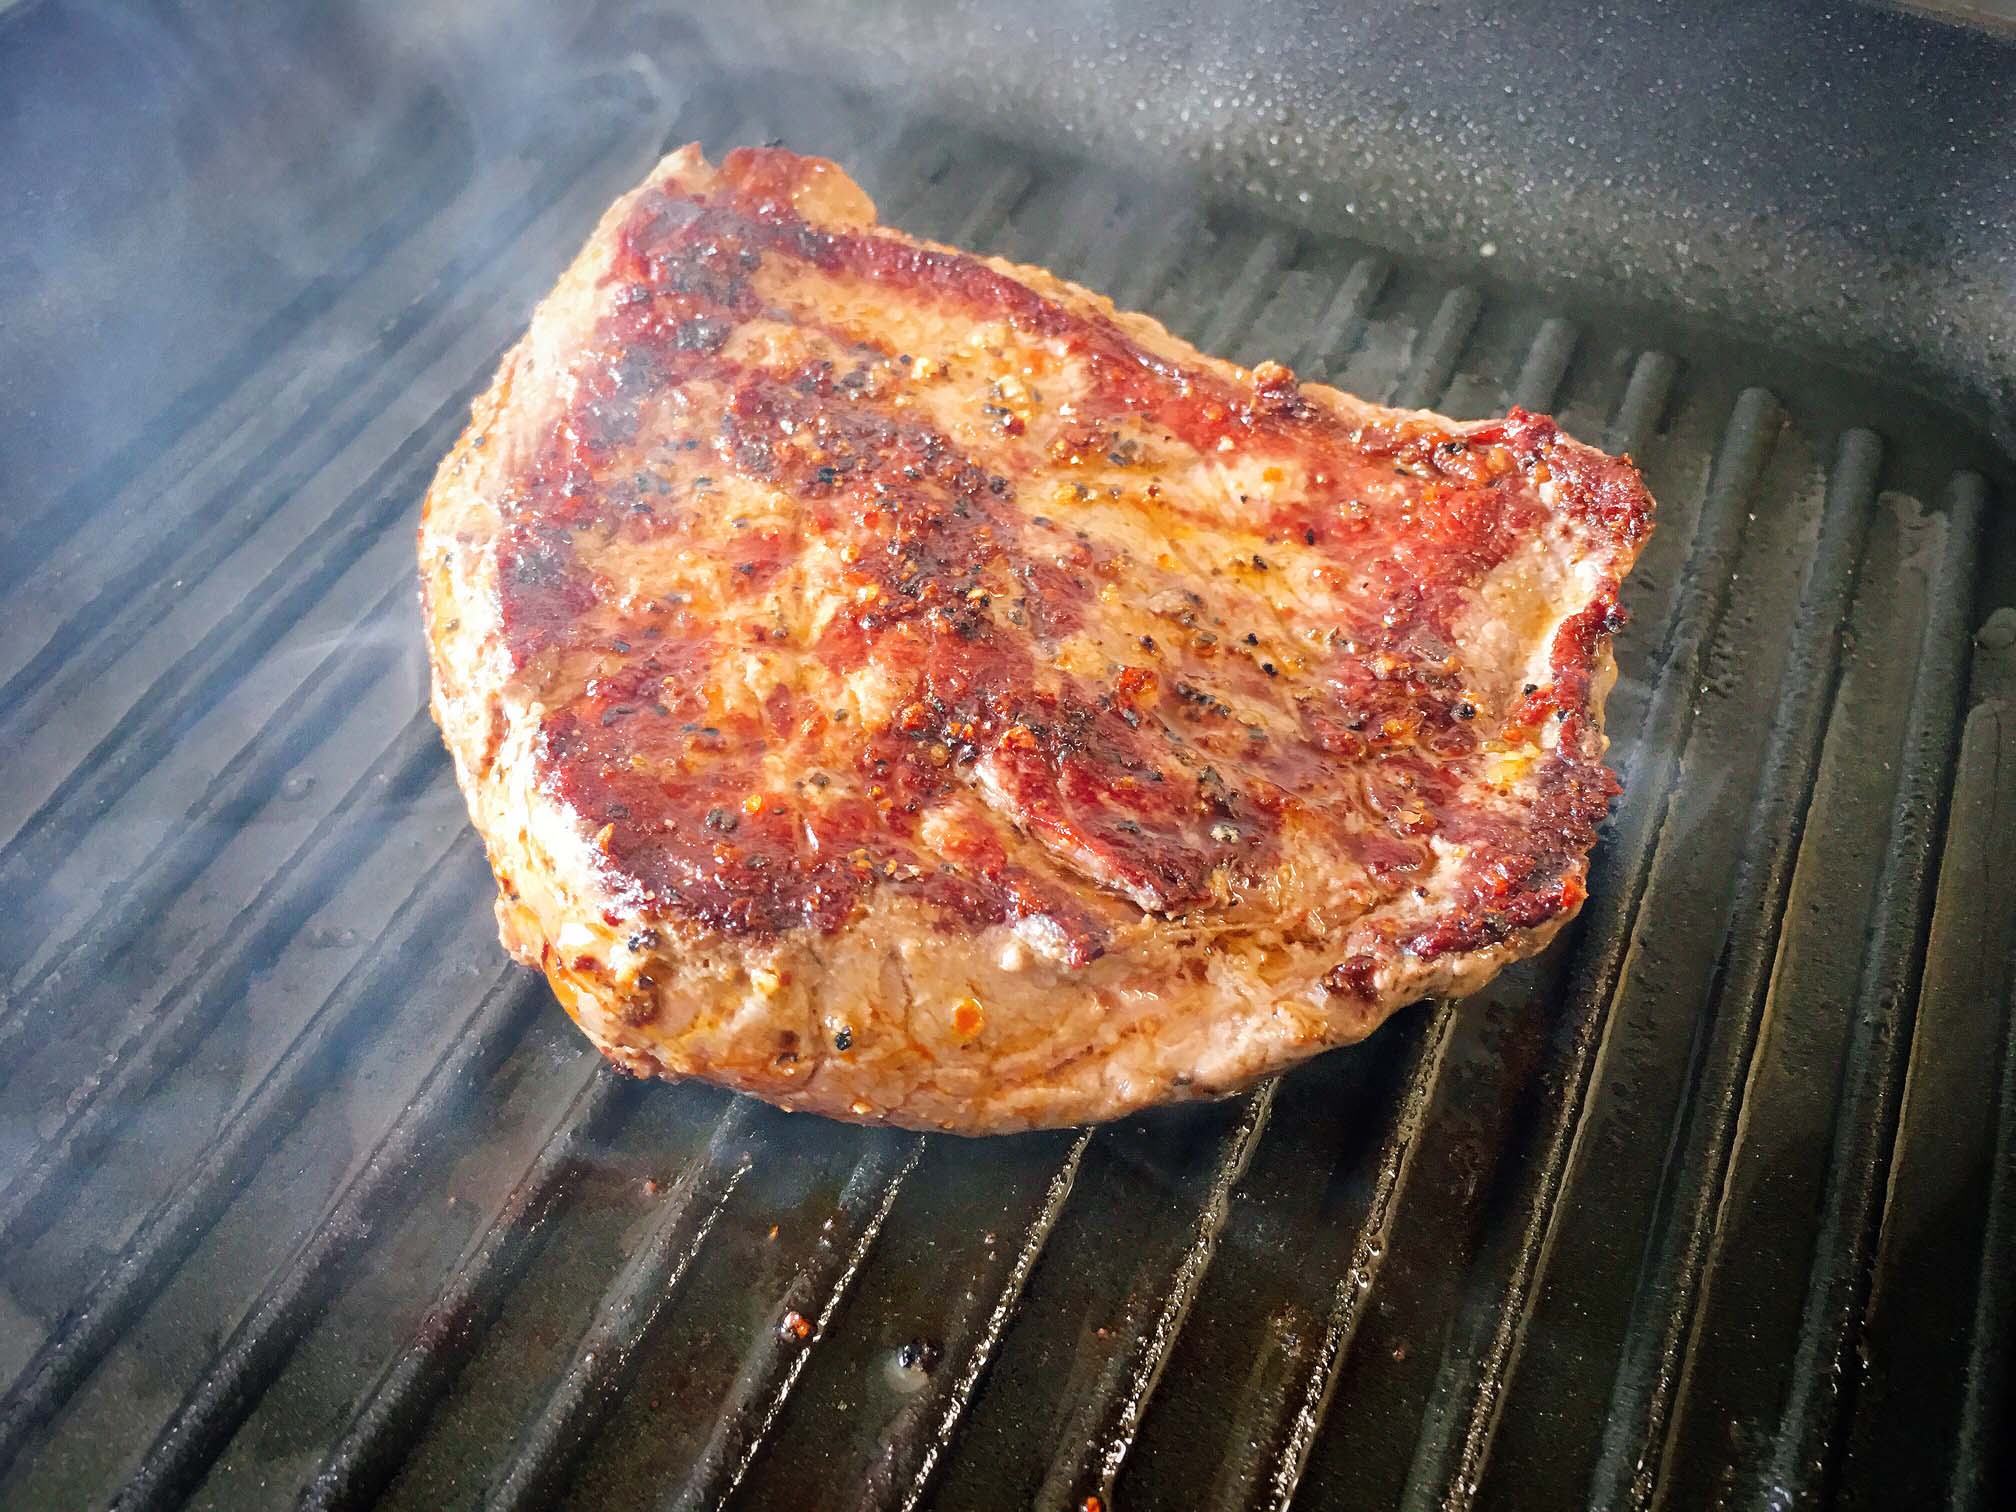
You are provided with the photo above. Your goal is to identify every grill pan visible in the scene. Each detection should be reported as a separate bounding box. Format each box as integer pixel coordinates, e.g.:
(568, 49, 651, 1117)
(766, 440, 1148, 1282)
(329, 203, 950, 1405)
(1, 2, 2012, 1508)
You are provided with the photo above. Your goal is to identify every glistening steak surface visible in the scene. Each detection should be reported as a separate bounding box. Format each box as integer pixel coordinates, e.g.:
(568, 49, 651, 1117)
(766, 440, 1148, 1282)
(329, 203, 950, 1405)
(420, 145, 1655, 1132)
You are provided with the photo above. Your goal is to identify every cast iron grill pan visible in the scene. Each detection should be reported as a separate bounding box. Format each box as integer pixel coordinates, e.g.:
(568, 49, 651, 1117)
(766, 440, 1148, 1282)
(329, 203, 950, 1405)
(0, 44, 2011, 1512)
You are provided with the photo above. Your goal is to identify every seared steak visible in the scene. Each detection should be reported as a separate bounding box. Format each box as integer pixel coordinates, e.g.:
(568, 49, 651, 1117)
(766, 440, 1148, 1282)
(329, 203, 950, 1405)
(420, 145, 1655, 1132)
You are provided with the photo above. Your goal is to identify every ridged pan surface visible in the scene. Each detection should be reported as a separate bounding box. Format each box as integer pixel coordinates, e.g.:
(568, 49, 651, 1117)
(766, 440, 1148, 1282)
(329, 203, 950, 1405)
(0, 58, 2010, 1512)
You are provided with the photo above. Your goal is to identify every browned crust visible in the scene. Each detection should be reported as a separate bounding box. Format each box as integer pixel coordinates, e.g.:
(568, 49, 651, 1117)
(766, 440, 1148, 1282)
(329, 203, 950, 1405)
(419, 146, 1653, 1132)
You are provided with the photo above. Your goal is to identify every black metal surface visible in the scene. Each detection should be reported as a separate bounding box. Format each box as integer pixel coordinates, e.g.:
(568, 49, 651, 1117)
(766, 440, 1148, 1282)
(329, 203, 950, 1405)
(2, 2, 2013, 1509)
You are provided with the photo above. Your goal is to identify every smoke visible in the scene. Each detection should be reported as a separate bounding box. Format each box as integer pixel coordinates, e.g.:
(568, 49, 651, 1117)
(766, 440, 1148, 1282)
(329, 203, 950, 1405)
(0, 0, 689, 523)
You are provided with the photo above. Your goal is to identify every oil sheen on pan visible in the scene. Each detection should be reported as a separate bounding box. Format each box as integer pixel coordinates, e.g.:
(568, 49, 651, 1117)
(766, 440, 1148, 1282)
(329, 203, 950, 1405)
(417, 145, 1655, 1133)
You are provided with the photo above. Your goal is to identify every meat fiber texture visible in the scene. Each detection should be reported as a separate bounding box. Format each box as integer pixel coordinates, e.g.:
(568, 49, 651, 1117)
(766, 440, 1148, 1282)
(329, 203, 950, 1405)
(419, 145, 1655, 1133)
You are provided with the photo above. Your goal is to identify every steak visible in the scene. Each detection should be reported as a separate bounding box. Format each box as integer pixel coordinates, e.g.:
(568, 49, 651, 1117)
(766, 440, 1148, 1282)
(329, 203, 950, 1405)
(419, 145, 1655, 1133)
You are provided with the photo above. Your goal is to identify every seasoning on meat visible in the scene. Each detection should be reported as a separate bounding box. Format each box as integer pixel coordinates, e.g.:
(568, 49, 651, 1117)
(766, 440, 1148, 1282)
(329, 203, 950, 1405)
(419, 145, 1655, 1133)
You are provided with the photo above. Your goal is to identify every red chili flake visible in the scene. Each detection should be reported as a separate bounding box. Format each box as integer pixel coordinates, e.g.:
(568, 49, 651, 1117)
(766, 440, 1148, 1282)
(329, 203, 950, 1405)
(780, 1310, 812, 1340)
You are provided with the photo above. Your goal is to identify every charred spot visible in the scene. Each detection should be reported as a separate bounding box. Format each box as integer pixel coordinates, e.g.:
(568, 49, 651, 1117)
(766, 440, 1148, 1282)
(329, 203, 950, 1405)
(672, 316, 732, 352)
(1324, 954, 1380, 1000)
(790, 358, 837, 396)
(1195, 765, 1238, 814)
(505, 533, 571, 586)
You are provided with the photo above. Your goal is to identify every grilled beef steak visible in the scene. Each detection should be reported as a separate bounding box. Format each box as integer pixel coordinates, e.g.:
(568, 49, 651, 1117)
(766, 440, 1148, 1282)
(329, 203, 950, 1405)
(420, 145, 1655, 1132)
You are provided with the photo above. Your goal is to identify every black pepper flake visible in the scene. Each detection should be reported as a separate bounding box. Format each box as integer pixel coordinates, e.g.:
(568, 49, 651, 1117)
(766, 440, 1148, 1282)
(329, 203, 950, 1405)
(1245, 633, 1260, 646)
(816, 465, 839, 485)
(1523, 683, 1539, 695)
(834, 1025, 855, 1051)
(1252, 554, 1270, 570)
(1262, 663, 1278, 677)
(1138, 635, 1157, 651)
(898, 353, 912, 365)
(672, 316, 730, 352)
(1304, 528, 1318, 545)
(735, 562, 757, 575)
(1455, 702, 1476, 720)
(611, 639, 631, 653)
(704, 808, 739, 833)
(897, 1337, 941, 1372)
